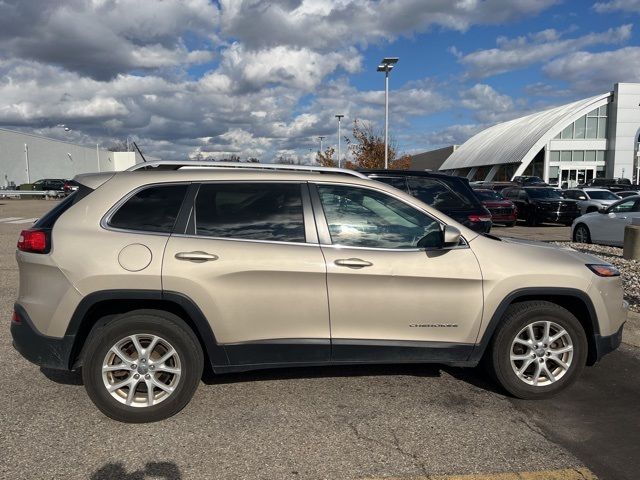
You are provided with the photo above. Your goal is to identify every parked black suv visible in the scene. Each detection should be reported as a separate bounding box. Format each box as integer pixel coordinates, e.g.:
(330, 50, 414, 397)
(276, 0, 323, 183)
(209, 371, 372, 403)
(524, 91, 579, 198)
(32, 179, 67, 191)
(513, 176, 548, 187)
(362, 170, 492, 232)
(502, 187, 580, 226)
(579, 178, 640, 193)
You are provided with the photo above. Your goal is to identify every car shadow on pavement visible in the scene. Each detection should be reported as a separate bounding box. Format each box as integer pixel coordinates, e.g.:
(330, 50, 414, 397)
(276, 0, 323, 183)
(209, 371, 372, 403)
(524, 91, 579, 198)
(203, 362, 442, 385)
(39, 360, 506, 398)
(91, 461, 181, 480)
(40, 367, 83, 385)
(440, 365, 506, 396)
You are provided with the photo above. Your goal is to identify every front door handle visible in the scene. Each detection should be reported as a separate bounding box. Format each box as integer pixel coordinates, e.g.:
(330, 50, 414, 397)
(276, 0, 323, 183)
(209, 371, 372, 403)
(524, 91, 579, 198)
(175, 251, 219, 262)
(334, 258, 373, 269)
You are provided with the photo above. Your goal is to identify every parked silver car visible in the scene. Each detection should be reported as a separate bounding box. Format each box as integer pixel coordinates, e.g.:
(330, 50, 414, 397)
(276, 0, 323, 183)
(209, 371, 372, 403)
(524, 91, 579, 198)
(572, 195, 640, 246)
(563, 188, 620, 215)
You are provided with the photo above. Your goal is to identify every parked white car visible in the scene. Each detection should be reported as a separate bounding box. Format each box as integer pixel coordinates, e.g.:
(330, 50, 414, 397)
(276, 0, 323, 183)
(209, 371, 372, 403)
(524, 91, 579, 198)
(572, 195, 640, 246)
(563, 188, 620, 215)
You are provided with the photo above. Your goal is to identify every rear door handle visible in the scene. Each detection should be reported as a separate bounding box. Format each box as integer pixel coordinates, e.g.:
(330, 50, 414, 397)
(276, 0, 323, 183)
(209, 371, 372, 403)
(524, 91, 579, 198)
(175, 251, 219, 262)
(334, 258, 373, 269)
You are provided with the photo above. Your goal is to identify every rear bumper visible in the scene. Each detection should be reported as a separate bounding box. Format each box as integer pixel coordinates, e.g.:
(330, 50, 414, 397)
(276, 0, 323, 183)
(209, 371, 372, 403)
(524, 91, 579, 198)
(594, 323, 624, 362)
(10, 304, 74, 370)
(491, 214, 517, 223)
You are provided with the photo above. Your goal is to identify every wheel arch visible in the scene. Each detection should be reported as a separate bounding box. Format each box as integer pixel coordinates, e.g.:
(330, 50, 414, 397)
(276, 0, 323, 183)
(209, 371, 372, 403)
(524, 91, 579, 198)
(67, 290, 228, 370)
(469, 288, 599, 366)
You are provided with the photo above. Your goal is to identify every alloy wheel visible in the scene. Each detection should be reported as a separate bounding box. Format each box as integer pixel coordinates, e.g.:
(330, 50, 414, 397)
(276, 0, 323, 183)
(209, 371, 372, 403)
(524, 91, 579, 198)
(101, 334, 182, 408)
(509, 320, 574, 387)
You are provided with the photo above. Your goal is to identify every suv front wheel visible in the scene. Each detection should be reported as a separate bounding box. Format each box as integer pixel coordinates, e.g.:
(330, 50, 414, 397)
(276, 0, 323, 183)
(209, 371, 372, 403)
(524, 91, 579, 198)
(488, 301, 587, 399)
(82, 310, 203, 423)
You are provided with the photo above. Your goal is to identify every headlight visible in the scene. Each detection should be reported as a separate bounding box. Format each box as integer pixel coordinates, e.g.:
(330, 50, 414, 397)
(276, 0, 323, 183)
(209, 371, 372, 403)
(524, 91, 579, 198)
(586, 264, 620, 277)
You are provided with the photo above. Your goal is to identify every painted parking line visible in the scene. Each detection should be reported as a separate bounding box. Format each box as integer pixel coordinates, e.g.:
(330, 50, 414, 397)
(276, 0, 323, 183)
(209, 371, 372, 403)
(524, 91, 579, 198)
(5, 217, 39, 224)
(364, 467, 597, 480)
(0, 217, 23, 222)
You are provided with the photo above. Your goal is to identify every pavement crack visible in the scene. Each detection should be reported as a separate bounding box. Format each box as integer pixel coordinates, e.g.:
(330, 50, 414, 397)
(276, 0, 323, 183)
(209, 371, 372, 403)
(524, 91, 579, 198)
(345, 420, 428, 475)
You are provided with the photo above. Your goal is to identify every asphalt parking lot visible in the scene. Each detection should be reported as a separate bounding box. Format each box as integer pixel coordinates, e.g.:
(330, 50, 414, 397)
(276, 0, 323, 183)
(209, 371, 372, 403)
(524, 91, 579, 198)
(1, 200, 638, 480)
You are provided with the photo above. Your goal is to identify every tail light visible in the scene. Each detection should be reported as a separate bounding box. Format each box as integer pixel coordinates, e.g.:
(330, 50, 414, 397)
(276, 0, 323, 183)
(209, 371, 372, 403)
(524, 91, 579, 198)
(11, 310, 22, 324)
(468, 214, 492, 223)
(17, 229, 49, 253)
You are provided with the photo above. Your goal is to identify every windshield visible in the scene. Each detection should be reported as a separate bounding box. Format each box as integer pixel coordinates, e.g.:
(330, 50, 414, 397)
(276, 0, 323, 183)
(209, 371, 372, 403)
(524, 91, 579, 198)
(474, 190, 503, 201)
(526, 188, 563, 199)
(588, 190, 619, 200)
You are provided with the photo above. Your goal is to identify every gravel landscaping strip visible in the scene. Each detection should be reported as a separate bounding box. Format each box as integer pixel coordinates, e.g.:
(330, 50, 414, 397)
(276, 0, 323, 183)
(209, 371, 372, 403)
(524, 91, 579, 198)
(556, 242, 640, 313)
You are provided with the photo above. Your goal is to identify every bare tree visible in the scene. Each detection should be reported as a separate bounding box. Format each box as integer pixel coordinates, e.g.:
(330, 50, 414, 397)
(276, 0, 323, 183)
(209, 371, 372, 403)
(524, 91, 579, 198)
(345, 120, 411, 170)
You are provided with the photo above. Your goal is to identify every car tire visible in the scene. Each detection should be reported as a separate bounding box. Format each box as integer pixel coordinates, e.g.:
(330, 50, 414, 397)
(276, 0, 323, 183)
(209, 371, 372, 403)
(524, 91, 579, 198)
(82, 310, 204, 423)
(505, 221, 517, 227)
(526, 212, 538, 226)
(487, 301, 587, 399)
(573, 224, 592, 244)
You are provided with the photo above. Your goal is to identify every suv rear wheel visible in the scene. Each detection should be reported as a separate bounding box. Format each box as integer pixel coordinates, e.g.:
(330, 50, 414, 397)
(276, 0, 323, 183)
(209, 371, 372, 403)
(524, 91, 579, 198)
(82, 310, 203, 423)
(488, 301, 587, 399)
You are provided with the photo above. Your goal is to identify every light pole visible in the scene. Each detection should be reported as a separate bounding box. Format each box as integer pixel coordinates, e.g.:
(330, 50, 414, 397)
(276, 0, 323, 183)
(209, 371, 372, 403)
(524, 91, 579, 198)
(377, 57, 398, 169)
(24, 144, 30, 183)
(318, 136, 325, 154)
(335, 114, 344, 168)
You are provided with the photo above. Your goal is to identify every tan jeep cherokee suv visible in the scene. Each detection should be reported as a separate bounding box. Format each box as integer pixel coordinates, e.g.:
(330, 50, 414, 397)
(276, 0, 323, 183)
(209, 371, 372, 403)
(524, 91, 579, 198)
(11, 162, 627, 423)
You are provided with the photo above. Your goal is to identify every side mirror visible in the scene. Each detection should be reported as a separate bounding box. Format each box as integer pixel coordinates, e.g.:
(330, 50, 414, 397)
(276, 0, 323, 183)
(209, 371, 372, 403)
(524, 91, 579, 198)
(442, 225, 462, 248)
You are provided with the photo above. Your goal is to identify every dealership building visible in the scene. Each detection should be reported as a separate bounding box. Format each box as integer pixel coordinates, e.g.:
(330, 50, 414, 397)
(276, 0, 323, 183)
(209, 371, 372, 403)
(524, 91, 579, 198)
(0, 128, 141, 188)
(435, 83, 640, 187)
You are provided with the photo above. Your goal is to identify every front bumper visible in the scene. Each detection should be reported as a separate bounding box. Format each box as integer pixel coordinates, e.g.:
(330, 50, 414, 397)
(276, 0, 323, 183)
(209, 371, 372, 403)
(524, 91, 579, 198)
(538, 210, 580, 224)
(594, 323, 624, 362)
(10, 304, 75, 370)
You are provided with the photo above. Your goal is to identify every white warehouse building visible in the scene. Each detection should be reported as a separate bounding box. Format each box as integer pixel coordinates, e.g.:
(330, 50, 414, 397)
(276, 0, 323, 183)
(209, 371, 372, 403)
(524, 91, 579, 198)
(439, 83, 640, 188)
(0, 128, 141, 188)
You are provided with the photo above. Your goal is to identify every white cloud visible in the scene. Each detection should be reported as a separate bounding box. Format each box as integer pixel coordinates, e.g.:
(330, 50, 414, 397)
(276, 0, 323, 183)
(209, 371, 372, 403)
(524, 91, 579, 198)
(593, 0, 640, 13)
(455, 24, 632, 77)
(219, 0, 560, 51)
(544, 46, 640, 92)
(0, 0, 564, 160)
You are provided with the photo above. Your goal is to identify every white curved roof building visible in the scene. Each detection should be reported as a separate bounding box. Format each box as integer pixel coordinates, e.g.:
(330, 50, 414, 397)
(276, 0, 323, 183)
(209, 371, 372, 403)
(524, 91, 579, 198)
(438, 83, 640, 187)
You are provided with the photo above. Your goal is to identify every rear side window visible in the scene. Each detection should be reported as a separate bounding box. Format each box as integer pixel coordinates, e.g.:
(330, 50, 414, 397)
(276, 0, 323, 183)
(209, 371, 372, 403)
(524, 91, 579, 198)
(194, 183, 305, 243)
(407, 177, 474, 209)
(109, 184, 187, 233)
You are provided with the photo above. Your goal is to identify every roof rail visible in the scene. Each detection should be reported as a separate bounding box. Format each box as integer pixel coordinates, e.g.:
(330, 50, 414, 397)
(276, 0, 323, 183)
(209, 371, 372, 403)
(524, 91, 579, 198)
(125, 160, 368, 179)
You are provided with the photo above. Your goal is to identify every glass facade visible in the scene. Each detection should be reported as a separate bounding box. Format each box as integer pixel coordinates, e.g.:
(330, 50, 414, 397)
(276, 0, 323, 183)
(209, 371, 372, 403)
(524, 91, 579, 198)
(553, 103, 608, 140)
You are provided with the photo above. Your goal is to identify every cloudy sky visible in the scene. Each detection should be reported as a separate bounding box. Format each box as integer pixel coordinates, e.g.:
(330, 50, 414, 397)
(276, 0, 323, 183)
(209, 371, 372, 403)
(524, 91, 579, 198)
(0, 0, 638, 162)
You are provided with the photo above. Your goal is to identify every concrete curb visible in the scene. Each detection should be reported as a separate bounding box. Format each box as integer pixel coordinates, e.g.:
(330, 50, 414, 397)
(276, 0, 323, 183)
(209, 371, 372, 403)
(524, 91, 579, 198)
(623, 310, 640, 348)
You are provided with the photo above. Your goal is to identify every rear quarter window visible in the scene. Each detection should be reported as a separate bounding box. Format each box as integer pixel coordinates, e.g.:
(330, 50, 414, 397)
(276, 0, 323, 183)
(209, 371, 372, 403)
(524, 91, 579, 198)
(108, 184, 188, 233)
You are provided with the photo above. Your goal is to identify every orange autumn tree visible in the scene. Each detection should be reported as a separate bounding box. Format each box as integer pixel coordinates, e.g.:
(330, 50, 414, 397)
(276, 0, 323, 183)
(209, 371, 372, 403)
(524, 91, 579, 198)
(344, 119, 411, 170)
(316, 146, 336, 167)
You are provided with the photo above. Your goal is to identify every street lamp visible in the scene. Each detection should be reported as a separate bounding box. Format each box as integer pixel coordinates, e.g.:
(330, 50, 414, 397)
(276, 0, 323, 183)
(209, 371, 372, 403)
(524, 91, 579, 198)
(377, 57, 398, 169)
(335, 114, 344, 168)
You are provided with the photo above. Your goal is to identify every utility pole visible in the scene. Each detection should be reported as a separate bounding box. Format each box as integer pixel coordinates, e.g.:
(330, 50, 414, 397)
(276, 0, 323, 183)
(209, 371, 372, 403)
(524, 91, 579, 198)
(335, 114, 344, 168)
(96, 144, 101, 172)
(24, 144, 30, 183)
(377, 57, 398, 169)
(318, 136, 325, 154)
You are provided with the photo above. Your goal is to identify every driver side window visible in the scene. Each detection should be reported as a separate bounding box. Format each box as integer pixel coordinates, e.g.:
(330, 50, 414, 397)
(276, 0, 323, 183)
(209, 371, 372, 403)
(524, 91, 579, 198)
(611, 199, 638, 213)
(316, 184, 442, 249)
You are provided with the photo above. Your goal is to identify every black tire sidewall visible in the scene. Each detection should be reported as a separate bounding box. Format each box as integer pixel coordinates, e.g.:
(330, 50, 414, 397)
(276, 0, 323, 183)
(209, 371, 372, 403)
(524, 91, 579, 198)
(574, 224, 591, 243)
(82, 312, 203, 423)
(490, 302, 588, 399)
